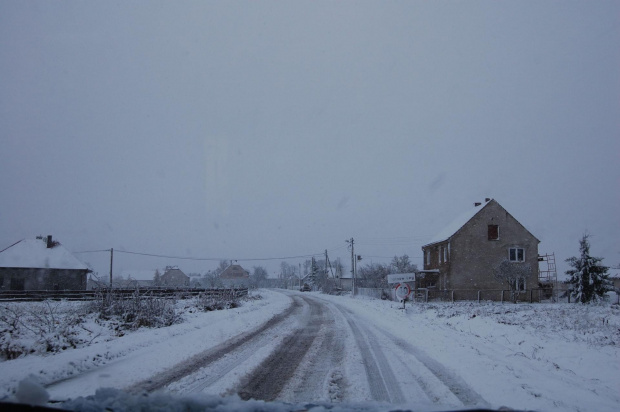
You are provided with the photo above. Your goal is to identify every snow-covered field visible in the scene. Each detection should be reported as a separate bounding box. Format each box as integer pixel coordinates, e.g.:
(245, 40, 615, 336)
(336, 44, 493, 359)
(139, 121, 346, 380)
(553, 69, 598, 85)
(317, 294, 620, 411)
(1, 290, 618, 411)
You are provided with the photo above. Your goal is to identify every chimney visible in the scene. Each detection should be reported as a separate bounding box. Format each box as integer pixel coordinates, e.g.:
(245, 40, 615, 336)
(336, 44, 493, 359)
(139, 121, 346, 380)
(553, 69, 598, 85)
(485, 198, 491, 202)
(46, 235, 53, 248)
(474, 202, 482, 207)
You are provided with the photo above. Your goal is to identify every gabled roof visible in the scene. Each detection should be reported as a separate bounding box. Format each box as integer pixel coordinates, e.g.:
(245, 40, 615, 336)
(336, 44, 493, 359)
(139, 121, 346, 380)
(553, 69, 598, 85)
(423, 199, 539, 248)
(162, 268, 188, 279)
(423, 201, 491, 247)
(221, 264, 250, 279)
(0, 238, 89, 270)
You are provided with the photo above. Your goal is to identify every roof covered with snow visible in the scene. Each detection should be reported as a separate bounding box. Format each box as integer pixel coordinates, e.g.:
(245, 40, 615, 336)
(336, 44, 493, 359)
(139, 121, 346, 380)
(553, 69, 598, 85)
(221, 264, 250, 279)
(0, 238, 89, 270)
(423, 200, 492, 247)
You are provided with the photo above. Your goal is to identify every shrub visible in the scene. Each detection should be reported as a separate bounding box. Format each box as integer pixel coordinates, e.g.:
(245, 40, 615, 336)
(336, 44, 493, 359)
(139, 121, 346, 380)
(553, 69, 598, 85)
(0, 301, 88, 360)
(89, 289, 181, 331)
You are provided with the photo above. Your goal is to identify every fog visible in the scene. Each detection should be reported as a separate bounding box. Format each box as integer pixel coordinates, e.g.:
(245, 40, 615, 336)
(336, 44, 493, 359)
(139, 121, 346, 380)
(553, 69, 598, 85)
(1, 1, 618, 279)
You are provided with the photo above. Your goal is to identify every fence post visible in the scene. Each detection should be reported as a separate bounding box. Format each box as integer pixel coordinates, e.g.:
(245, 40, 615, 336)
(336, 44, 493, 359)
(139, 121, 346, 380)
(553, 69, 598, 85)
(451, 290, 454, 302)
(501, 290, 504, 303)
(425, 289, 429, 303)
(530, 289, 533, 303)
(477, 290, 481, 303)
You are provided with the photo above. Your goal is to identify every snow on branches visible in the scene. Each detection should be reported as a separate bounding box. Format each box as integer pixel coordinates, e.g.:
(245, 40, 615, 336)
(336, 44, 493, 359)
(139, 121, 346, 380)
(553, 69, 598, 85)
(566, 234, 612, 303)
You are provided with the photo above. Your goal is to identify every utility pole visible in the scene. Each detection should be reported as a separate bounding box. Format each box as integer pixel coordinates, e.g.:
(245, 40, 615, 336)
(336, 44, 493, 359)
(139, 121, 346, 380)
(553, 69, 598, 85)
(109, 248, 114, 287)
(325, 250, 334, 278)
(325, 250, 329, 279)
(346, 238, 355, 295)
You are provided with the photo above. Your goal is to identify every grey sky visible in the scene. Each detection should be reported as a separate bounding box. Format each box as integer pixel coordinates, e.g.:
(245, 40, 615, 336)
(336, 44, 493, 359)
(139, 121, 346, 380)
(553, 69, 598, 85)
(1, 1, 618, 279)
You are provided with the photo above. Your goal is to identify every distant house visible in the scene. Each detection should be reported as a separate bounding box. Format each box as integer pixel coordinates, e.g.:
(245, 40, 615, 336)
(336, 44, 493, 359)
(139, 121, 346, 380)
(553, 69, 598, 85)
(0, 236, 90, 290)
(118, 269, 156, 288)
(220, 264, 250, 288)
(160, 266, 189, 287)
(610, 275, 620, 293)
(421, 199, 540, 299)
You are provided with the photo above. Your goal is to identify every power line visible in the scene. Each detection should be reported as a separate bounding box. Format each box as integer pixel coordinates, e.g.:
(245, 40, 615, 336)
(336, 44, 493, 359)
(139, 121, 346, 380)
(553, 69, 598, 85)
(74, 248, 324, 262)
(363, 255, 424, 259)
(73, 249, 112, 254)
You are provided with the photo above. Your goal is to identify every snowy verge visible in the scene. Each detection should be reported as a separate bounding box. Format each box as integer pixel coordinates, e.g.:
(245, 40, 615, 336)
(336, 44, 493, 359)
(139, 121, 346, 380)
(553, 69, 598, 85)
(313, 293, 620, 412)
(0, 289, 291, 399)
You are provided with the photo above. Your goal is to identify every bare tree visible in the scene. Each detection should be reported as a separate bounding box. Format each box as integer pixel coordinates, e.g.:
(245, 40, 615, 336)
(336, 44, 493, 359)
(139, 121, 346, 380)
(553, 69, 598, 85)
(332, 258, 345, 278)
(213, 260, 230, 276)
(494, 259, 531, 302)
(251, 266, 268, 288)
(390, 254, 417, 274)
(357, 263, 390, 288)
(202, 270, 223, 288)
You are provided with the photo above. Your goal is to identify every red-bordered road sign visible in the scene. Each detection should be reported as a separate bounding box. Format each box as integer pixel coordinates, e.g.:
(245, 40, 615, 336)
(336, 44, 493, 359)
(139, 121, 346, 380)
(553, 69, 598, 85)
(395, 283, 411, 301)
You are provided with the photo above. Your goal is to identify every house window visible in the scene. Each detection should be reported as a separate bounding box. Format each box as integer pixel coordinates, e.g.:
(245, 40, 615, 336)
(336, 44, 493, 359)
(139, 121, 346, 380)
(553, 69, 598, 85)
(425, 250, 430, 266)
(488, 225, 499, 240)
(443, 246, 448, 263)
(437, 247, 441, 265)
(512, 277, 526, 291)
(509, 247, 525, 262)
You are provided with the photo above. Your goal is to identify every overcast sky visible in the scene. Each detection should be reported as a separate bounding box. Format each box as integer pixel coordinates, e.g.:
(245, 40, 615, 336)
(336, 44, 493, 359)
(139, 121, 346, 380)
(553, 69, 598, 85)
(1, 1, 618, 279)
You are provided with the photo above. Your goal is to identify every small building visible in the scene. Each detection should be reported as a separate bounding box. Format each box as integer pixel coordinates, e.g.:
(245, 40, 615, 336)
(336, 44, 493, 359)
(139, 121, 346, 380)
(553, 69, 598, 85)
(0, 236, 90, 290)
(160, 266, 189, 287)
(421, 199, 540, 300)
(339, 273, 353, 292)
(220, 264, 250, 288)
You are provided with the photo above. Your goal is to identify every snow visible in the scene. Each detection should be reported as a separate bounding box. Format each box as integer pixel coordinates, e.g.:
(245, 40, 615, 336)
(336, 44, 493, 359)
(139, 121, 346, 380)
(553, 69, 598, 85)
(314, 294, 620, 411)
(0, 290, 619, 411)
(424, 201, 488, 246)
(0, 238, 88, 270)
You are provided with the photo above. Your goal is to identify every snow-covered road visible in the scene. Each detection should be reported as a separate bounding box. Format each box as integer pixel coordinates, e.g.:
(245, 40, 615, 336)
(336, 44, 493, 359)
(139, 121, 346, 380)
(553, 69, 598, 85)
(2, 289, 619, 411)
(39, 291, 481, 409)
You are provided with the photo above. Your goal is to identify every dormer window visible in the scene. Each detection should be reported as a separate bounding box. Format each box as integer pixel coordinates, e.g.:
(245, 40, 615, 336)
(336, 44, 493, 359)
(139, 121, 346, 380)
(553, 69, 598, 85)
(488, 225, 499, 240)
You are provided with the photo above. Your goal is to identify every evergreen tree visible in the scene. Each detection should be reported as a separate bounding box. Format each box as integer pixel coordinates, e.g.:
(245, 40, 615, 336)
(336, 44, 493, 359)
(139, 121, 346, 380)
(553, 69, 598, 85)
(309, 258, 320, 285)
(566, 234, 612, 303)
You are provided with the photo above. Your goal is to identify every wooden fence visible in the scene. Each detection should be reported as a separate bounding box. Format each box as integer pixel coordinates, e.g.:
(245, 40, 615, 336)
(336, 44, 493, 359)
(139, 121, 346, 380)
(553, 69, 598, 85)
(0, 288, 248, 302)
(355, 287, 549, 303)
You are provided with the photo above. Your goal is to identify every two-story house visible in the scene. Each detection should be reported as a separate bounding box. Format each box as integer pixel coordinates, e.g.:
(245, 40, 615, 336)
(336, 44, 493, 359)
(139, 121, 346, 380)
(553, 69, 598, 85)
(421, 199, 539, 299)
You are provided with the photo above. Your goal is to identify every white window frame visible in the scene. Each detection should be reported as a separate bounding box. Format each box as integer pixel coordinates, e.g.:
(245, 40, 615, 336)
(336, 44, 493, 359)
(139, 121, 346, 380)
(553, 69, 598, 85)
(425, 249, 430, 266)
(509, 247, 525, 262)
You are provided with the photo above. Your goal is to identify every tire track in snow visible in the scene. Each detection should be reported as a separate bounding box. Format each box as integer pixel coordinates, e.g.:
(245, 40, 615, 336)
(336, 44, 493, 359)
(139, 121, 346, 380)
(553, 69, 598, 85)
(389, 334, 489, 407)
(234, 295, 323, 401)
(333, 302, 487, 408)
(335, 305, 406, 404)
(124, 296, 301, 394)
(277, 299, 347, 403)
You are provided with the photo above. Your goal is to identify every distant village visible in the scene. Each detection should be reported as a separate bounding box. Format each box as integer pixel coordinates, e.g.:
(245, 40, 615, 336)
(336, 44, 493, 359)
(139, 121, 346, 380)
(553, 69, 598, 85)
(1, 199, 618, 301)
